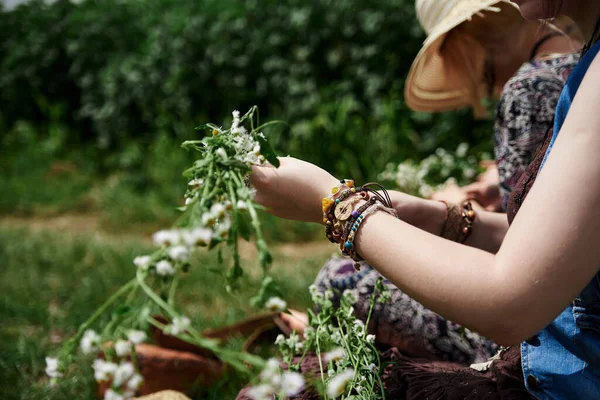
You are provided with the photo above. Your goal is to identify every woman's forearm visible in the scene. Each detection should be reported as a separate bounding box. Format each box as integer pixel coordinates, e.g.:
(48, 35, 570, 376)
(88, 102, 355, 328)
(389, 190, 509, 253)
(353, 212, 514, 344)
(464, 209, 509, 253)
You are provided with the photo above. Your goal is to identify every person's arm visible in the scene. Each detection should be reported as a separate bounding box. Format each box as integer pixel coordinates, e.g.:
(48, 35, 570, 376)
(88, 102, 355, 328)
(251, 56, 600, 346)
(352, 56, 600, 346)
(388, 190, 509, 253)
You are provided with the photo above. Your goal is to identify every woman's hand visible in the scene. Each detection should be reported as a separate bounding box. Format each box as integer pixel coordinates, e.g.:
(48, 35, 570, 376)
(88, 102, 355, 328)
(250, 157, 340, 224)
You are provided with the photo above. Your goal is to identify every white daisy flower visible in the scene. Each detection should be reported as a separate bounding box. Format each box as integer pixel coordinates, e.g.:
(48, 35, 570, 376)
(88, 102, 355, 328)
(201, 213, 217, 227)
(326, 369, 355, 398)
(166, 316, 190, 336)
(246, 384, 274, 400)
(353, 320, 365, 335)
(187, 178, 204, 188)
(342, 289, 358, 305)
(274, 334, 285, 345)
(126, 330, 147, 345)
(152, 230, 180, 247)
(182, 228, 212, 247)
(155, 260, 174, 276)
(45, 357, 62, 379)
(366, 334, 376, 344)
(133, 255, 152, 271)
(80, 329, 101, 355)
(215, 147, 228, 160)
(93, 359, 118, 382)
(104, 389, 124, 400)
(127, 373, 144, 391)
(112, 362, 135, 387)
(168, 245, 189, 262)
(210, 203, 227, 218)
(114, 340, 132, 357)
(259, 358, 280, 383)
(323, 348, 346, 363)
(236, 199, 248, 211)
(281, 371, 305, 397)
(265, 297, 287, 312)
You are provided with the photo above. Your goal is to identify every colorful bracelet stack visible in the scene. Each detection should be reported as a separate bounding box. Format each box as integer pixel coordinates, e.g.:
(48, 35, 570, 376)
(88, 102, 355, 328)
(322, 180, 397, 268)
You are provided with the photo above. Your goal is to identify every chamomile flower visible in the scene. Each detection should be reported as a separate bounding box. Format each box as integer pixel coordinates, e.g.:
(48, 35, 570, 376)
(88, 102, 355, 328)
(80, 329, 101, 355)
(168, 245, 189, 262)
(133, 255, 152, 271)
(127, 330, 147, 345)
(104, 389, 124, 400)
(114, 340, 132, 357)
(366, 334, 376, 344)
(188, 178, 204, 188)
(236, 199, 248, 210)
(45, 357, 62, 378)
(127, 373, 144, 391)
(93, 359, 118, 382)
(216, 147, 228, 160)
(182, 228, 212, 247)
(274, 334, 285, 345)
(323, 348, 346, 363)
(281, 371, 305, 397)
(166, 316, 190, 335)
(155, 260, 174, 276)
(326, 369, 355, 398)
(112, 362, 135, 387)
(246, 384, 274, 400)
(265, 297, 287, 312)
(152, 230, 180, 247)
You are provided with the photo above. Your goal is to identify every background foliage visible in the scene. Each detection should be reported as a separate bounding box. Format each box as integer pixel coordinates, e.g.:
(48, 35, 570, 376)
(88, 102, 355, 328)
(0, 0, 492, 182)
(0, 1, 494, 397)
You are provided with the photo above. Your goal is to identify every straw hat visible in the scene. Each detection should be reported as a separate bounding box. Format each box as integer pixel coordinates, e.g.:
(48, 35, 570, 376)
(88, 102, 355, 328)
(404, 0, 520, 113)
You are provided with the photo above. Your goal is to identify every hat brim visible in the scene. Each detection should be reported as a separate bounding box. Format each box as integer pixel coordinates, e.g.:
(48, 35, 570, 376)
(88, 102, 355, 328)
(404, 0, 520, 113)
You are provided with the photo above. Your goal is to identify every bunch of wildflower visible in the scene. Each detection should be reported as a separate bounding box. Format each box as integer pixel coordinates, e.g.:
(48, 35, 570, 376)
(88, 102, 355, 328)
(379, 143, 485, 198)
(247, 278, 392, 399)
(44, 108, 280, 398)
(247, 358, 306, 400)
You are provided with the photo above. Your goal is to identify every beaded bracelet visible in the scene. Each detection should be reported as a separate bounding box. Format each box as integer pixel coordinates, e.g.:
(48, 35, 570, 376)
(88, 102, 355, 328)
(459, 201, 476, 243)
(340, 203, 397, 271)
(321, 179, 355, 218)
(438, 200, 476, 243)
(340, 203, 396, 252)
(325, 190, 369, 243)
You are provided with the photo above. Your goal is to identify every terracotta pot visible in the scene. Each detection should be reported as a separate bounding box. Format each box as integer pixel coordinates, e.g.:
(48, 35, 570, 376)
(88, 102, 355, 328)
(98, 312, 290, 398)
(98, 343, 225, 397)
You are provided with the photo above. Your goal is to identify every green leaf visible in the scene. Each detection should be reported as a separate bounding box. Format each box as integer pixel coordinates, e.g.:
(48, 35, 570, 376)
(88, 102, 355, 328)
(254, 133, 280, 167)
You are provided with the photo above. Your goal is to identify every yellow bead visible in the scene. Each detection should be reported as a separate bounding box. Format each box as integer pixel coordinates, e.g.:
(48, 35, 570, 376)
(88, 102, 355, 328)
(347, 180, 354, 188)
(331, 187, 339, 194)
(351, 188, 356, 193)
(322, 198, 334, 212)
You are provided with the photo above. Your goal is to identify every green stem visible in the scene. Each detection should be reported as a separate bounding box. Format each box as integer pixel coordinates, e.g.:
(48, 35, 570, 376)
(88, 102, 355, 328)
(315, 325, 328, 400)
(233, 172, 270, 272)
(168, 275, 179, 306)
(65, 279, 137, 348)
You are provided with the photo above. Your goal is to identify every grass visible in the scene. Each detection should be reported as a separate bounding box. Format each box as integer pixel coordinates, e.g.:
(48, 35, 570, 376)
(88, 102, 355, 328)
(0, 221, 332, 399)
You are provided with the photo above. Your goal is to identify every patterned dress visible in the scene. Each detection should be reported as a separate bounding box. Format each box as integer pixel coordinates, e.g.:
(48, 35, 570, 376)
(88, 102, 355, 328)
(313, 54, 579, 365)
(495, 53, 579, 210)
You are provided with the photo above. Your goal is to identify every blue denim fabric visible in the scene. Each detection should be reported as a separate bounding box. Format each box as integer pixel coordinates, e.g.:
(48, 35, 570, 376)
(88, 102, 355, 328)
(526, 40, 600, 399)
(522, 275, 600, 399)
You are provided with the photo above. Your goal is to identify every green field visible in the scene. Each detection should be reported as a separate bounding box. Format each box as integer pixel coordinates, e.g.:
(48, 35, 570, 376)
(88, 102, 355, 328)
(0, 220, 332, 399)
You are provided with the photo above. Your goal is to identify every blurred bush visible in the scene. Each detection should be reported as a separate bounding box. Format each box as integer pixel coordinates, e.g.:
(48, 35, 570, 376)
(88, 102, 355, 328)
(0, 0, 493, 182)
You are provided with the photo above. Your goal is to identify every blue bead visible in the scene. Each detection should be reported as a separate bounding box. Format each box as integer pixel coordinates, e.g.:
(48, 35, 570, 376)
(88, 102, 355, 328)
(352, 228, 356, 231)
(335, 199, 340, 204)
(344, 241, 353, 249)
